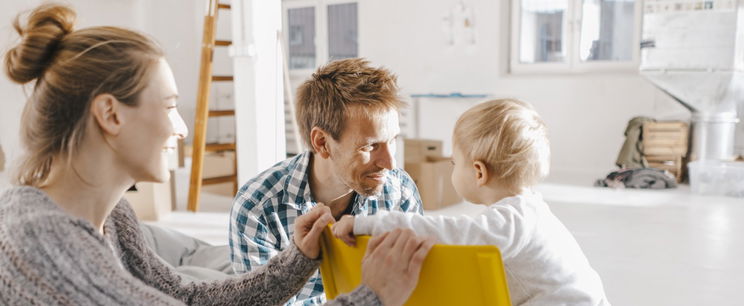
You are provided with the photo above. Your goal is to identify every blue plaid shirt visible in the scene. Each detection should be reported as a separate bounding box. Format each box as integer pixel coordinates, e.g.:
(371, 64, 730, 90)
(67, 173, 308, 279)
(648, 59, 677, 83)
(229, 151, 423, 305)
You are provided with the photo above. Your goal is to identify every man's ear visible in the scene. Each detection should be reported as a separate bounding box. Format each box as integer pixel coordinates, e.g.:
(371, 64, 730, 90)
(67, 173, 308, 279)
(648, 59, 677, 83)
(310, 127, 331, 159)
(473, 160, 490, 187)
(90, 94, 123, 136)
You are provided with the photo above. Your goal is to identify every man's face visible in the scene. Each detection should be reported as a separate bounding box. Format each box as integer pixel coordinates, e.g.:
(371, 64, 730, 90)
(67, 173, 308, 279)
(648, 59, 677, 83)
(327, 107, 400, 197)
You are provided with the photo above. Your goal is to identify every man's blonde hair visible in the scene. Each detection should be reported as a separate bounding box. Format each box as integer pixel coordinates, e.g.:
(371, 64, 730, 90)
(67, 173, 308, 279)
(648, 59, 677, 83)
(295, 58, 404, 151)
(453, 99, 550, 191)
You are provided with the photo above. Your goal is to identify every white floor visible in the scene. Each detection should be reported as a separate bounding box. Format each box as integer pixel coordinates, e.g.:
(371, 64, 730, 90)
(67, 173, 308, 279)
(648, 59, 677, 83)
(158, 168, 744, 306)
(3, 168, 743, 305)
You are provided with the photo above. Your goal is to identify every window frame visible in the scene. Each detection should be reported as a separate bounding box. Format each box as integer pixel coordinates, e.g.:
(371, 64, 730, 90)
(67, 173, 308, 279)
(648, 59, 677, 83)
(282, 0, 359, 77)
(510, 0, 643, 74)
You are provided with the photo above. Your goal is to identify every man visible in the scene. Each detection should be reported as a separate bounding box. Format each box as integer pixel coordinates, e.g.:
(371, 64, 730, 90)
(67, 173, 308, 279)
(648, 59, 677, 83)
(229, 58, 424, 305)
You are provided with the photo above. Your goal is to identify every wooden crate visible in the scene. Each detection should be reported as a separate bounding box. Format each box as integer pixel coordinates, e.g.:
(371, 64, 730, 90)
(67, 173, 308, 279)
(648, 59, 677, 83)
(645, 155, 684, 182)
(642, 121, 689, 182)
(642, 121, 689, 156)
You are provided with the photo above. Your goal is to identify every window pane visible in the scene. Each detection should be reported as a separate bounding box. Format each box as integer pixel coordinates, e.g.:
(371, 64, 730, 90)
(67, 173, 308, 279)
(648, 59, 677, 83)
(328, 3, 358, 61)
(579, 0, 635, 61)
(519, 0, 567, 63)
(288, 7, 315, 69)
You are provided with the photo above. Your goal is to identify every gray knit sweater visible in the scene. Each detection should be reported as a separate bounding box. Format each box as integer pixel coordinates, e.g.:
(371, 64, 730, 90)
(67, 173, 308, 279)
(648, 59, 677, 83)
(0, 186, 380, 305)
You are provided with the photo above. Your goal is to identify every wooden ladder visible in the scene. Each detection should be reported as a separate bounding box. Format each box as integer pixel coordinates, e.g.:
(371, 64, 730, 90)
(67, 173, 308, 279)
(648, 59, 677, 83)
(188, 0, 237, 212)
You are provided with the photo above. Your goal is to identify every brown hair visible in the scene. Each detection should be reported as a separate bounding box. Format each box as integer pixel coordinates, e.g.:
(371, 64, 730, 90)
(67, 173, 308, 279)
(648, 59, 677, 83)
(4, 4, 164, 186)
(295, 58, 404, 150)
(453, 99, 551, 192)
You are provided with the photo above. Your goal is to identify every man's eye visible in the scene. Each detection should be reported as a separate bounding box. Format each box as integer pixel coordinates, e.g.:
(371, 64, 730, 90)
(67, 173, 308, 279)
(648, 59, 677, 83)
(361, 145, 373, 152)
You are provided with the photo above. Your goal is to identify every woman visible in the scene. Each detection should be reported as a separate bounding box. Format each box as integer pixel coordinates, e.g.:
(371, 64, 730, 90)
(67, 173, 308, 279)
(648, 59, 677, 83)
(0, 4, 433, 305)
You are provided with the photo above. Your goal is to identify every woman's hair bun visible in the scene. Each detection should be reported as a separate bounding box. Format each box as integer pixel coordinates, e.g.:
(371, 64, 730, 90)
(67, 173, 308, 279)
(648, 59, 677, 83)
(4, 4, 76, 84)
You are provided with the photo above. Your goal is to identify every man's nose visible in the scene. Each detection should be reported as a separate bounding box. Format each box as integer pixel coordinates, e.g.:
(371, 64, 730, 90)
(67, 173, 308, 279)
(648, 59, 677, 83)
(375, 143, 396, 170)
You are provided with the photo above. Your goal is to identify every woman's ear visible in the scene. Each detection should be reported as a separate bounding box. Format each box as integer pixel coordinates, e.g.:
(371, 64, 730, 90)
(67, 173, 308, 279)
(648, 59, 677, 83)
(473, 160, 490, 187)
(310, 127, 331, 159)
(90, 94, 123, 136)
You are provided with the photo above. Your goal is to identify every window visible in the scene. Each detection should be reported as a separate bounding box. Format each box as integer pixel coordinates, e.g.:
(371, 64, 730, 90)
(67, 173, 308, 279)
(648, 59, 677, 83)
(511, 0, 641, 73)
(287, 7, 316, 69)
(283, 0, 358, 72)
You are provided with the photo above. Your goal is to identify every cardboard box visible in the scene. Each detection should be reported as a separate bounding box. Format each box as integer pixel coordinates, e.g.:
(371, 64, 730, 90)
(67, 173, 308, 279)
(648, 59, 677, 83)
(405, 156, 462, 210)
(201, 151, 236, 197)
(202, 151, 235, 178)
(124, 178, 172, 221)
(202, 182, 235, 197)
(404, 139, 443, 164)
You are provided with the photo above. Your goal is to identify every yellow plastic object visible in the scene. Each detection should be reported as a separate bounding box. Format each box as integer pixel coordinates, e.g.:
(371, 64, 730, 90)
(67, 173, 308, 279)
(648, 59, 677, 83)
(319, 226, 512, 306)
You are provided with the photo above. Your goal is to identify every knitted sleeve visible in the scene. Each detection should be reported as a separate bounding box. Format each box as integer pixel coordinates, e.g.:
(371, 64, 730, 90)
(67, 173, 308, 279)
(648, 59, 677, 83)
(0, 212, 184, 305)
(112, 200, 381, 305)
(324, 285, 382, 306)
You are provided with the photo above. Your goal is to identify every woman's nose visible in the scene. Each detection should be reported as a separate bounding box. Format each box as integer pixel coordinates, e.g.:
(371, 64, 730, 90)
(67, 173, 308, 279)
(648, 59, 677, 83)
(169, 109, 189, 139)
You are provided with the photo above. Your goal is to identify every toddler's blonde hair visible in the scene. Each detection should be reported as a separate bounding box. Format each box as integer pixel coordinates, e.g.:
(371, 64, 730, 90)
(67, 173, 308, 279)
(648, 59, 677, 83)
(453, 99, 550, 192)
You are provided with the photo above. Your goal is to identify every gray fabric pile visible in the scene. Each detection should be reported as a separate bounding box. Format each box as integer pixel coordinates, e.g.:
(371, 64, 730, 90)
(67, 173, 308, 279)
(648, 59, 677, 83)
(595, 168, 677, 189)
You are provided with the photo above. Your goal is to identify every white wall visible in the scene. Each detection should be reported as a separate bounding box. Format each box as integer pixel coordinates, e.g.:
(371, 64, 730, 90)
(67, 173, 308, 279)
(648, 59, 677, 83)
(358, 0, 688, 184)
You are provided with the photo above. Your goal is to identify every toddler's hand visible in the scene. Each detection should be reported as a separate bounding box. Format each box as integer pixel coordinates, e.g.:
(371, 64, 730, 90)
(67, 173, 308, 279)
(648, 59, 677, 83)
(332, 215, 356, 246)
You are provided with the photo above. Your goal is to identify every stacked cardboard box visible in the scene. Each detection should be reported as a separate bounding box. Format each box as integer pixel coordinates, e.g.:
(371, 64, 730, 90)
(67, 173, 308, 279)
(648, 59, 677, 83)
(404, 139, 462, 210)
(183, 145, 237, 197)
(201, 151, 237, 197)
(642, 121, 689, 182)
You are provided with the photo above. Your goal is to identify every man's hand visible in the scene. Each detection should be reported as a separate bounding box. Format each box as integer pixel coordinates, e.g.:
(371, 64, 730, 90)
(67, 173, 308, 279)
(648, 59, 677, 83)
(293, 203, 335, 259)
(361, 228, 435, 306)
(331, 215, 356, 246)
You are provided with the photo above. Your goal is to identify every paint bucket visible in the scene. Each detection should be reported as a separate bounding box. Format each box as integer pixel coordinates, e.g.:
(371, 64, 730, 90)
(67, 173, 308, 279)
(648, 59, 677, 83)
(690, 111, 739, 161)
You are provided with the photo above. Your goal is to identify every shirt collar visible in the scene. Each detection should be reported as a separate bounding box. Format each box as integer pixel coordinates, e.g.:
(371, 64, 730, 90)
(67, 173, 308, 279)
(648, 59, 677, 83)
(281, 151, 383, 214)
(282, 151, 316, 208)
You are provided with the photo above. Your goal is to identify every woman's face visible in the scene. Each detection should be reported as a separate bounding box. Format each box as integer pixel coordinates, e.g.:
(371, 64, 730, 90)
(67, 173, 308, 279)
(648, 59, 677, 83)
(117, 59, 187, 183)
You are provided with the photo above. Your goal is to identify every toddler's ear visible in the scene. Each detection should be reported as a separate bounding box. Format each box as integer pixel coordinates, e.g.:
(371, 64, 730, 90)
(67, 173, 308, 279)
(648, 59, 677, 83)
(473, 160, 490, 187)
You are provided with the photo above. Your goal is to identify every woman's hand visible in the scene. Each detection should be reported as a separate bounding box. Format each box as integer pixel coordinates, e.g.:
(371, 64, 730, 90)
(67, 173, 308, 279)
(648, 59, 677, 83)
(293, 203, 335, 259)
(331, 215, 356, 246)
(361, 228, 435, 306)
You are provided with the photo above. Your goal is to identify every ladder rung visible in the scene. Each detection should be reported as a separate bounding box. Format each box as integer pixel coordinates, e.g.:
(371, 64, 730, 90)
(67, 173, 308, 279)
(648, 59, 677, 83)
(215, 40, 232, 46)
(202, 175, 236, 185)
(212, 75, 234, 82)
(209, 110, 235, 117)
(205, 143, 236, 151)
(218, 4, 231, 9)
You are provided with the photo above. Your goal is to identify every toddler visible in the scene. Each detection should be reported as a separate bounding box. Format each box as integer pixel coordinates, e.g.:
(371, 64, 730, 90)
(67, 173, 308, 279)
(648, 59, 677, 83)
(333, 99, 610, 305)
